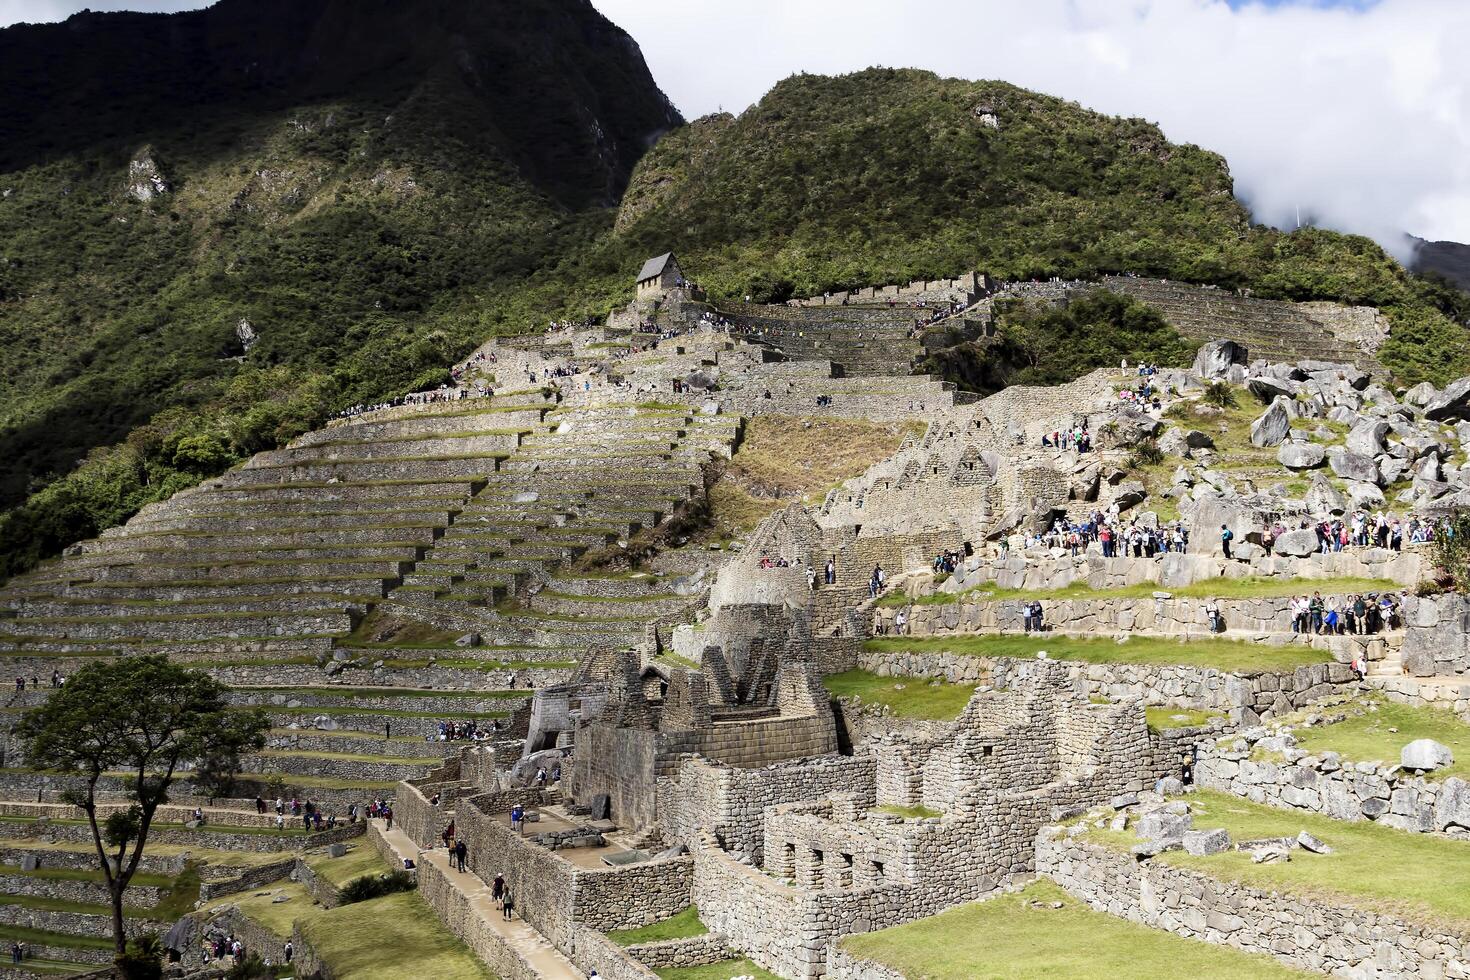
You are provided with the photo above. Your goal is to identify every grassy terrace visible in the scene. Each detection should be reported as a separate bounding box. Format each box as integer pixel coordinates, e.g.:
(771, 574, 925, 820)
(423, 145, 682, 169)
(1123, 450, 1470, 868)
(839, 879, 1304, 979)
(656, 959, 781, 980)
(1086, 790, 1470, 930)
(1145, 706, 1225, 731)
(250, 705, 510, 720)
(304, 843, 393, 887)
(884, 575, 1401, 607)
(257, 748, 435, 765)
(873, 804, 943, 819)
(823, 670, 976, 721)
(607, 905, 709, 946)
(300, 891, 494, 980)
(236, 685, 526, 700)
(1294, 697, 1470, 781)
(864, 634, 1330, 672)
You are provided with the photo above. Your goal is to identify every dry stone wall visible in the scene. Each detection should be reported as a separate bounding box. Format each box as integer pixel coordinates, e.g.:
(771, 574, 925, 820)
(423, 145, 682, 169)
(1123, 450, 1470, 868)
(1039, 830, 1469, 977)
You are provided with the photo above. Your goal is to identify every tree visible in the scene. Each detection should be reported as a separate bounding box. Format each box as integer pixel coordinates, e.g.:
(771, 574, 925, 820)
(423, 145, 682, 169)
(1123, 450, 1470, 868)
(1430, 513, 1470, 593)
(17, 656, 268, 956)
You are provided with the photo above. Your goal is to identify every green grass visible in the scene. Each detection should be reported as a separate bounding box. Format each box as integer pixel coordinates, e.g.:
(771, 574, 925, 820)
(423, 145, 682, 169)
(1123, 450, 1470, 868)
(1145, 706, 1224, 731)
(306, 844, 394, 888)
(0, 922, 116, 950)
(300, 890, 495, 980)
(823, 670, 975, 721)
(607, 905, 709, 946)
(204, 880, 313, 937)
(1, 863, 172, 888)
(655, 958, 781, 980)
(1294, 697, 1470, 781)
(863, 634, 1328, 672)
(839, 879, 1304, 979)
(873, 804, 943, 819)
(1087, 789, 1470, 930)
(889, 576, 1401, 607)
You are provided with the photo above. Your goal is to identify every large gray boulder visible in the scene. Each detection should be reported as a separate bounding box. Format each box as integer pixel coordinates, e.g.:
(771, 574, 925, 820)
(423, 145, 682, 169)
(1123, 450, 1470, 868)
(1345, 481, 1386, 510)
(1273, 528, 1320, 557)
(1247, 375, 1295, 403)
(1193, 340, 1249, 380)
(1403, 381, 1438, 407)
(1345, 419, 1390, 456)
(1433, 777, 1470, 832)
(1249, 398, 1292, 448)
(1425, 377, 1470, 421)
(1328, 449, 1381, 485)
(1401, 739, 1454, 772)
(1306, 475, 1347, 514)
(1277, 442, 1326, 470)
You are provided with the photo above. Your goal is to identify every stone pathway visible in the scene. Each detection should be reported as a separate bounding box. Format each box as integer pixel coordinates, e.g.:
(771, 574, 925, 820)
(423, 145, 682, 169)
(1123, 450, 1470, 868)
(371, 819, 583, 980)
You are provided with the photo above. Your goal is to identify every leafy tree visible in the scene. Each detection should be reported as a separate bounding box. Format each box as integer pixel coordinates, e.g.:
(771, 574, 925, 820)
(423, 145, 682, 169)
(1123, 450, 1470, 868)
(1429, 513, 1470, 593)
(17, 657, 269, 954)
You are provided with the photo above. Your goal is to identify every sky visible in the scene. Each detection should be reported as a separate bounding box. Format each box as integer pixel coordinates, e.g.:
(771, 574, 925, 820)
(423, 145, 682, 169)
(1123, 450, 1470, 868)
(1, 0, 1466, 253)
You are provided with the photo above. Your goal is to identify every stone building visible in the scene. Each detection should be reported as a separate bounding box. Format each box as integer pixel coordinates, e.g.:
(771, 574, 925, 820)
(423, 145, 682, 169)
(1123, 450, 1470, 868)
(635, 251, 684, 298)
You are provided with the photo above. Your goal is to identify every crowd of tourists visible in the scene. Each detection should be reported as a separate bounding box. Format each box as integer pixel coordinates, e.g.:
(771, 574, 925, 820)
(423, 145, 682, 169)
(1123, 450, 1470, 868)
(451, 349, 496, 382)
(1014, 515, 1190, 558)
(1289, 592, 1400, 635)
(331, 384, 482, 421)
(1263, 512, 1451, 555)
(432, 718, 502, 742)
(1040, 425, 1093, 452)
(11, 670, 62, 691)
(197, 929, 290, 971)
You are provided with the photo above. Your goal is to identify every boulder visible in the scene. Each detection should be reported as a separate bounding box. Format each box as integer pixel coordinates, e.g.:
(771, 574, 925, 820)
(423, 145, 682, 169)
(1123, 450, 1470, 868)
(1112, 482, 1146, 511)
(1401, 739, 1454, 772)
(1183, 828, 1232, 856)
(1433, 777, 1470, 832)
(1137, 807, 1192, 842)
(1247, 375, 1295, 402)
(454, 633, 481, 648)
(1424, 377, 1470, 422)
(1345, 481, 1386, 510)
(1250, 845, 1291, 864)
(1249, 398, 1292, 447)
(1296, 831, 1332, 854)
(19, 854, 39, 871)
(1328, 449, 1380, 485)
(1345, 419, 1390, 456)
(1306, 476, 1347, 515)
(328, 843, 348, 858)
(1403, 381, 1439, 407)
(1273, 528, 1320, 558)
(1193, 340, 1249, 379)
(1277, 442, 1326, 470)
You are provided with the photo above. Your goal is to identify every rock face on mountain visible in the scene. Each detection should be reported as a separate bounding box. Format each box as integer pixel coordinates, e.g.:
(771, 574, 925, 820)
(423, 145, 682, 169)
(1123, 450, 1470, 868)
(0, 0, 679, 208)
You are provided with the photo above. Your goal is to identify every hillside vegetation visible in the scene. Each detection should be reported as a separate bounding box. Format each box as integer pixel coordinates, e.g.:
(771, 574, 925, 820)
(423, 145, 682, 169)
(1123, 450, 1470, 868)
(2, 19, 1467, 578)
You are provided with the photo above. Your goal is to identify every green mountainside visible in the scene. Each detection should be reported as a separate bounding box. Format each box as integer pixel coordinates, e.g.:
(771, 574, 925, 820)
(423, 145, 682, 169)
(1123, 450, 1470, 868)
(0, 11, 1466, 577)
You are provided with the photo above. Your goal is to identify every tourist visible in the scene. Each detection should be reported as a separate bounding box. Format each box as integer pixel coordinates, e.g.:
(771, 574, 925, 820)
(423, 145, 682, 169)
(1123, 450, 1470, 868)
(284, 941, 293, 965)
(894, 609, 907, 635)
(1350, 594, 1367, 635)
(502, 889, 516, 921)
(806, 564, 816, 591)
(1309, 592, 1325, 634)
(825, 557, 836, 586)
(493, 873, 506, 909)
(1220, 524, 1233, 560)
(455, 839, 468, 873)
(1204, 600, 1222, 634)
(510, 804, 524, 832)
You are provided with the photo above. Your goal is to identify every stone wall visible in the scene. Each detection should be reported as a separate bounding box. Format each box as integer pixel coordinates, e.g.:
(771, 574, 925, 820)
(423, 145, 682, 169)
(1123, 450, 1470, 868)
(858, 648, 1357, 721)
(569, 925, 660, 980)
(1402, 593, 1470, 677)
(197, 855, 301, 901)
(1038, 830, 1468, 976)
(413, 857, 544, 980)
(626, 932, 731, 970)
(825, 944, 907, 980)
(1197, 744, 1470, 834)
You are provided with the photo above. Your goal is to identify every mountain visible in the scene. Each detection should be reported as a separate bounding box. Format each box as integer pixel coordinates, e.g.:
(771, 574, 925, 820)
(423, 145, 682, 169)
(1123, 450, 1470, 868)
(2, 34, 1468, 577)
(1410, 236, 1470, 293)
(0, 0, 678, 516)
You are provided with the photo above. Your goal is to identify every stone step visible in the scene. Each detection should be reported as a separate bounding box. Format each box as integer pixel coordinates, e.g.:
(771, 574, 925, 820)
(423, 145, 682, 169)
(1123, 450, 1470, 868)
(226, 455, 504, 486)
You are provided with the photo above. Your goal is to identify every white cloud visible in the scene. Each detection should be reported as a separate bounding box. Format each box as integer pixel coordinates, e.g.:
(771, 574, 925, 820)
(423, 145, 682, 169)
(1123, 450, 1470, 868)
(594, 0, 1470, 252)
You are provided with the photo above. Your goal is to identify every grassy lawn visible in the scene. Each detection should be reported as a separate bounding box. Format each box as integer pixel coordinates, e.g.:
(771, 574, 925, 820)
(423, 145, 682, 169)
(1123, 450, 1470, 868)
(204, 880, 314, 937)
(656, 958, 782, 980)
(864, 634, 1328, 672)
(305, 843, 394, 887)
(607, 904, 709, 946)
(1145, 706, 1225, 731)
(300, 890, 494, 980)
(1087, 789, 1470, 931)
(890, 575, 1400, 607)
(1294, 697, 1470, 781)
(840, 878, 1302, 979)
(873, 804, 943, 819)
(823, 670, 976, 721)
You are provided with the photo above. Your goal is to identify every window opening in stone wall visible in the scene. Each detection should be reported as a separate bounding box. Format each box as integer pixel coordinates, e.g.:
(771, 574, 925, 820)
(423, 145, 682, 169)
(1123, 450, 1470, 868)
(840, 852, 854, 888)
(871, 860, 885, 879)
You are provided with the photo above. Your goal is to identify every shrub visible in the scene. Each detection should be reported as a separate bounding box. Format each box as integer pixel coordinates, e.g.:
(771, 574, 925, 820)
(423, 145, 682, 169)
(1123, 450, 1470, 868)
(1126, 440, 1166, 468)
(340, 869, 416, 904)
(1202, 381, 1237, 408)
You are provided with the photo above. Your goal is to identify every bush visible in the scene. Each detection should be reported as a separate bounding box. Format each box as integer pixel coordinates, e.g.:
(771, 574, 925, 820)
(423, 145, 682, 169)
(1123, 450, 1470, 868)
(226, 953, 275, 980)
(115, 934, 164, 980)
(1202, 381, 1237, 408)
(340, 869, 416, 904)
(1126, 440, 1166, 468)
